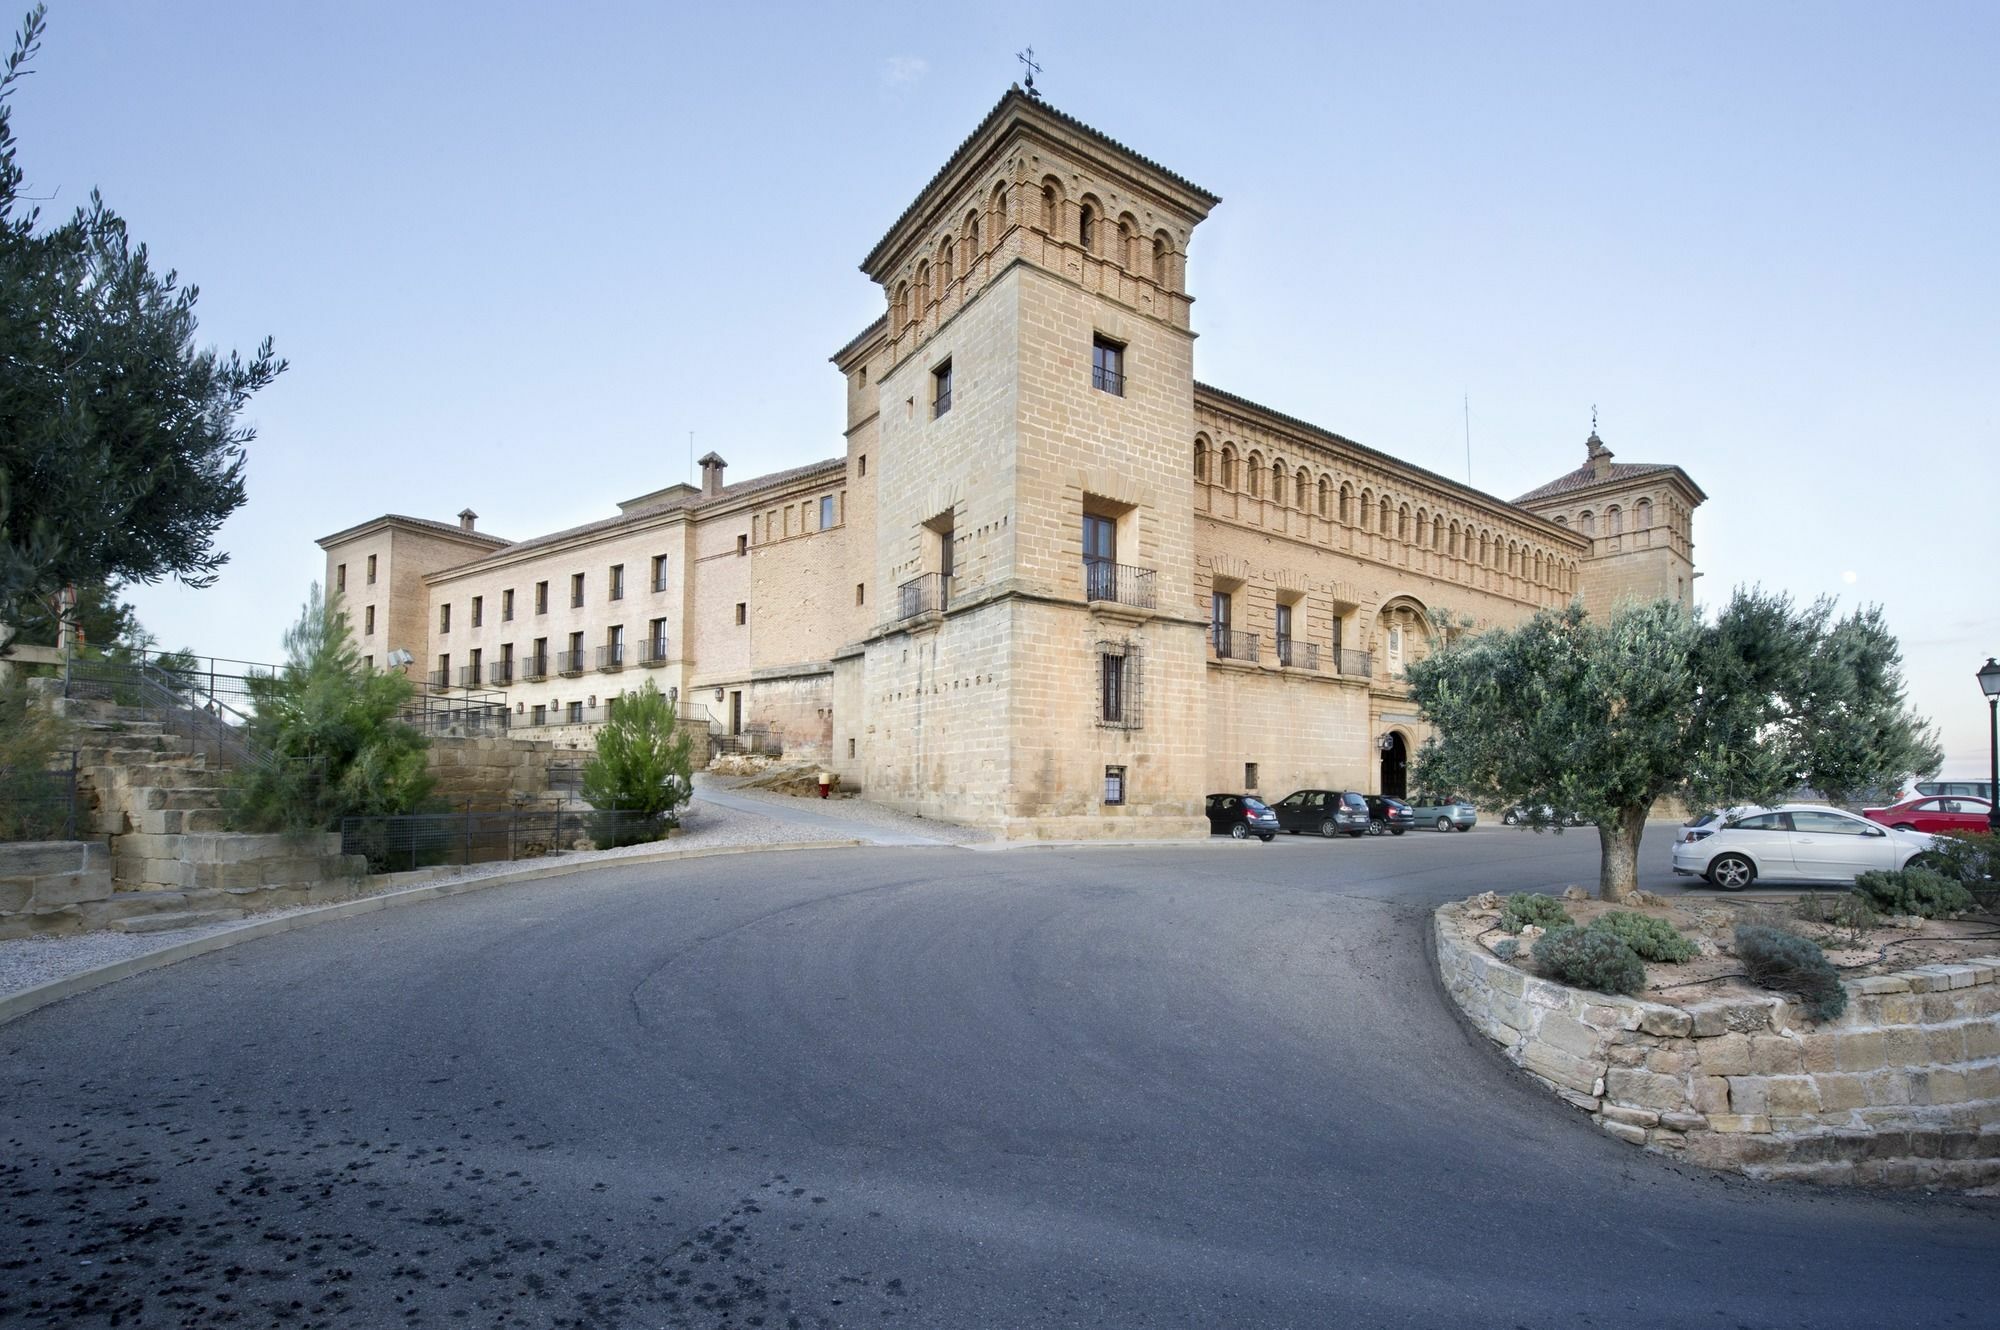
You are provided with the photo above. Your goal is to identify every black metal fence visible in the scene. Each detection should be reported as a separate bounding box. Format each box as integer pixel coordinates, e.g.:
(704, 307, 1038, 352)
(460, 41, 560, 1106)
(338, 806, 669, 873)
(0, 753, 78, 842)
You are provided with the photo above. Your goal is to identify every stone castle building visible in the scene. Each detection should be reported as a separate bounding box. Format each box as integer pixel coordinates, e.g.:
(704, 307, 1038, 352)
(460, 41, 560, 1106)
(317, 88, 1705, 840)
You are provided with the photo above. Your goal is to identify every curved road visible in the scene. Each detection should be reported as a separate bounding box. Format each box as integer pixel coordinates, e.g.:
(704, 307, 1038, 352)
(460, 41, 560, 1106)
(2, 831, 1994, 1328)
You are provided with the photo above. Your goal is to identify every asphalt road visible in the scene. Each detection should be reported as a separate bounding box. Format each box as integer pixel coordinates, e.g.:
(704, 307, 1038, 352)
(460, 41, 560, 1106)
(2, 827, 1994, 1328)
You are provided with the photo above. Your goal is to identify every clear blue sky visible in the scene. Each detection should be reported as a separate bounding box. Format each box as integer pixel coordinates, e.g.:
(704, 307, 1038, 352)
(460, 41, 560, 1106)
(15, 1, 1998, 769)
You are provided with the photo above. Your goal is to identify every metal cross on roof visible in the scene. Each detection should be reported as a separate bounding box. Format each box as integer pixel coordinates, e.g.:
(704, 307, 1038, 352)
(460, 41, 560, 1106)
(1017, 46, 1041, 98)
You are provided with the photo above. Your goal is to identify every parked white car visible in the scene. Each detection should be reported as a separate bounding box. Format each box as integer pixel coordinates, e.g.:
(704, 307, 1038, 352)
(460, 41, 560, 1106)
(1671, 804, 1936, 890)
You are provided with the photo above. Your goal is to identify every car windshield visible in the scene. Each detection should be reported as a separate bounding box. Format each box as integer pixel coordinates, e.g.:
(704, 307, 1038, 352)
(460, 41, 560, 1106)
(1342, 794, 1366, 809)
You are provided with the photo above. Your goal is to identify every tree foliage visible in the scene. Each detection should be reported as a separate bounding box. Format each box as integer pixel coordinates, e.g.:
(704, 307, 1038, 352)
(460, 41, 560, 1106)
(1407, 591, 1940, 900)
(580, 679, 693, 843)
(229, 584, 433, 833)
(0, 6, 285, 650)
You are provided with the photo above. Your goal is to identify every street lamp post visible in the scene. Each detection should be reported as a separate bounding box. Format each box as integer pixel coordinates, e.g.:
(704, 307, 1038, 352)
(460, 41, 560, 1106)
(1979, 657, 2000, 836)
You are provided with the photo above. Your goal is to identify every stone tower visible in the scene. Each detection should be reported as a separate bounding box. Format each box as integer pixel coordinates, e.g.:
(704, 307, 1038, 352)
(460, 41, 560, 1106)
(1515, 430, 1707, 613)
(834, 88, 1219, 838)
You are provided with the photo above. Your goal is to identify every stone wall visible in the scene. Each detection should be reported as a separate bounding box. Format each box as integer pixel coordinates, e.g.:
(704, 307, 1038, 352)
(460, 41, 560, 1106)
(425, 734, 561, 809)
(1434, 900, 2000, 1187)
(0, 842, 113, 937)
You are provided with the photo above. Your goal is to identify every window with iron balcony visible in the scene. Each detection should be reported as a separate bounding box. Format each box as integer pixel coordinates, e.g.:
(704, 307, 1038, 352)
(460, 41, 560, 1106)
(1092, 336, 1124, 397)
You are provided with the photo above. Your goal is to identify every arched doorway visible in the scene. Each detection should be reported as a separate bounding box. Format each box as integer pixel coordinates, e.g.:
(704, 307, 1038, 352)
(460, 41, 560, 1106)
(1380, 732, 1408, 799)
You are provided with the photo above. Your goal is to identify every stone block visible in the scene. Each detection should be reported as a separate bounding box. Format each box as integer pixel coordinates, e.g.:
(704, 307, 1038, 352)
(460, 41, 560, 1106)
(1905, 968, 1949, 994)
(1600, 1103, 1660, 1129)
(1644, 1049, 1691, 1076)
(1707, 1113, 1772, 1134)
(1802, 1036, 1837, 1075)
(1692, 1076, 1730, 1114)
(1863, 1070, 1913, 1106)
(1965, 1062, 2000, 1102)
(1727, 1076, 1770, 1114)
(1637, 1006, 1692, 1038)
(1557, 1089, 1601, 1113)
(0, 841, 108, 877)
(1883, 1026, 1928, 1068)
(1648, 1128, 1688, 1149)
(1658, 1111, 1707, 1132)
(1835, 1030, 1886, 1073)
(1523, 978, 1570, 1010)
(1702, 1033, 1753, 1076)
(1607, 1044, 1648, 1068)
(1604, 1067, 1687, 1113)
(1749, 1036, 1803, 1076)
(1965, 1021, 2000, 1061)
(1877, 994, 1921, 1025)
(1520, 1043, 1603, 1096)
(0, 877, 32, 912)
(31, 870, 114, 907)
(1851, 974, 1911, 996)
(1598, 1119, 1648, 1145)
(1816, 1074, 1869, 1112)
(1766, 1077, 1822, 1116)
(1580, 1002, 1635, 1032)
(1489, 993, 1531, 1031)
(1926, 1025, 1968, 1065)
(1538, 1013, 1605, 1059)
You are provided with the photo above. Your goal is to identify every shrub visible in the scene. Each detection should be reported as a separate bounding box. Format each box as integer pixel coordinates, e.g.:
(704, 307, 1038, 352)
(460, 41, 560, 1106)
(1500, 892, 1572, 934)
(0, 677, 76, 840)
(1794, 891, 1877, 932)
(579, 679, 694, 846)
(1490, 938, 1519, 961)
(1851, 866, 1974, 920)
(1586, 910, 1696, 963)
(1923, 831, 1998, 910)
(1734, 924, 1846, 1022)
(1532, 924, 1645, 996)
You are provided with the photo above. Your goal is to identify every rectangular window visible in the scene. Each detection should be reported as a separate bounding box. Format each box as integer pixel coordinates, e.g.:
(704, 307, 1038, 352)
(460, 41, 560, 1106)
(1092, 336, 1125, 396)
(335, 563, 346, 592)
(1245, 762, 1258, 791)
(647, 617, 667, 661)
(532, 637, 548, 675)
(848, 737, 857, 759)
(651, 554, 668, 592)
(933, 358, 953, 417)
(737, 533, 748, 556)
(1101, 653, 1126, 725)
(568, 700, 583, 724)
(1104, 766, 1126, 806)
(363, 654, 373, 671)
(608, 564, 624, 600)
(532, 703, 546, 727)
(858, 454, 867, 477)
(535, 580, 549, 614)
(735, 602, 747, 625)
(502, 588, 514, 621)
(471, 595, 483, 628)
(1211, 591, 1232, 657)
(436, 653, 449, 687)
(364, 605, 375, 635)
(570, 573, 585, 608)
(855, 582, 866, 606)
(366, 554, 377, 584)
(439, 603, 451, 634)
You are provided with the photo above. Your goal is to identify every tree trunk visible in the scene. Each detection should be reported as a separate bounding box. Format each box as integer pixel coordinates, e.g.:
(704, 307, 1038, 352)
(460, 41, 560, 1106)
(1597, 804, 1650, 902)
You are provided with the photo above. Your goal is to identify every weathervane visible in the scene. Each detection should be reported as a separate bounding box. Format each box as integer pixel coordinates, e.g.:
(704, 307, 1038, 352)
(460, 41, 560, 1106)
(1017, 46, 1041, 98)
(1590, 404, 1598, 434)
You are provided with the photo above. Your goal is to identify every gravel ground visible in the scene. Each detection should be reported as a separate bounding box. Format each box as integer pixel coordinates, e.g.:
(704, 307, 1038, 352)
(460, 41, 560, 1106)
(699, 772, 995, 845)
(0, 796, 858, 1002)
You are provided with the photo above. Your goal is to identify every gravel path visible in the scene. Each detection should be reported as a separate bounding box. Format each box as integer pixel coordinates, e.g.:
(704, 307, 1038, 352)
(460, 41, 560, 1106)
(0, 795, 869, 1002)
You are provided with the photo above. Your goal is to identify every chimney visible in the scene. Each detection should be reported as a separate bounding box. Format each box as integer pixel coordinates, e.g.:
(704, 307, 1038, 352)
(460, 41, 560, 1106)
(1585, 432, 1613, 482)
(458, 508, 478, 532)
(698, 452, 727, 497)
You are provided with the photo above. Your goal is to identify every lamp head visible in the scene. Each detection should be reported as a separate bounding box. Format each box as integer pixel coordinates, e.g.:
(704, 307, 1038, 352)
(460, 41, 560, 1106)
(1979, 657, 2000, 699)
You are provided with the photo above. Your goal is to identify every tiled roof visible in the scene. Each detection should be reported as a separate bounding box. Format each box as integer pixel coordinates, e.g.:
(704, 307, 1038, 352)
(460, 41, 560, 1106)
(1513, 460, 1679, 504)
(1193, 382, 1579, 539)
(829, 314, 888, 365)
(316, 513, 512, 549)
(428, 457, 848, 573)
(861, 86, 1219, 275)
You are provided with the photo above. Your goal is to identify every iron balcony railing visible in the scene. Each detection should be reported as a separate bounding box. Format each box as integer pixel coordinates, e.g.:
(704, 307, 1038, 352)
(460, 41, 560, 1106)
(1333, 648, 1374, 677)
(1092, 363, 1125, 396)
(428, 668, 450, 688)
(651, 575, 669, 593)
(1276, 639, 1320, 671)
(1083, 558, 1156, 610)
(557, 650, 586, 677)
(518, 703, 606, 728)
(1210, 628, 1260, 663)
(488, 661, 514, 686)
(521, 655, 549, 682)
(898, 572, 950, 619)
(639, 639, 670, 667)
(457, 665, 483, 689)
(598, 644, 625, 672)
(934, 386, 952, 417)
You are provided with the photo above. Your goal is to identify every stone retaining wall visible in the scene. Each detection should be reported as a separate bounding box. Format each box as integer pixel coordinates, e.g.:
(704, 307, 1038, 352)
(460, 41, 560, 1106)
(0, 841, 113, 934)
(1434, 900, 2000, 1187)
(425, 735, 561, 808)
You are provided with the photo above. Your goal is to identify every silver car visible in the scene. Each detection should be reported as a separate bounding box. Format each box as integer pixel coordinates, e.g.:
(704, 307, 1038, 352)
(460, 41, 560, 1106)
(1409, 795, 1478, 832)
(1670, 804, 1934, 890)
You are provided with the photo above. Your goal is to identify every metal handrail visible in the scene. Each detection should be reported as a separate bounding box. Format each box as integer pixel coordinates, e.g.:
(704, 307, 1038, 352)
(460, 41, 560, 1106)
(1083, 558, 1156, 609)
(1210, 628, 1260, 664)
(1092, 364, 1124, 396)
(1333, 648, 1374, 677)
(1277, 639, 1320, 671)
(898, 572, 950, 619)
(597, 644, 625, 672)
(558, 650, 586, 677)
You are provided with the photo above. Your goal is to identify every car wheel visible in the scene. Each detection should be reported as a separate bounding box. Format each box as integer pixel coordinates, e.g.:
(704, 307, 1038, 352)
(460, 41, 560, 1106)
(1905, 852, 1940, 873)
(1229, 823, 1248, 840)
(1455, 824, 1471, 832)
(1436, 816, 1452, 832)
(1390, 827, 1405, 836)
(1707, 853, 1755, 891)
(1259, 833, 1275, 843)
(1502, 810, 1519, 825)
(1319, 819, 1338, 839)
(1893, 823, 1917, 832)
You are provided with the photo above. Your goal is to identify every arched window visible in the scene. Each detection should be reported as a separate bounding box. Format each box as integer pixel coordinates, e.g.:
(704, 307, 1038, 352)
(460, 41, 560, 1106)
(938, 237, 953, 293)
(1533, 551, 1543, 584)
(894, 281, 910, 330)
(1553, 515, 1568, 528)
(1431, 516, 1442, 551)
(1317, 476, 1330, 517)
(1359, 489, 1374, 529)
(1247, 451, 1265, 497)
(1415, 509, 1429, 547)
(992, 182, 1009, 233)
(1636, 498, 1652, 529)
(1271, 459, 1286, 503)
(1040, 177, 1062, 231)
(1479, 533, 1490, 565)
(1118, 213, 1139, 268)
(1580, 510, 1596, 536)
(965, 209, 981, 258)
(1397, 505, 1410, 540)
(1078, 197, 1099, 253)
(1153, 229, 1174, 290)
(1295, 468, 1309, 509)
(1194, 437, 1209, 482)
(1447, 522, 1460, 557)
(1608, 505, 1623, 535)
(1220, 445, 1237, 489)
(1379, 498, 1392, 534)
(916, 261, 931, 315)
(1339, 484, 1352, 524)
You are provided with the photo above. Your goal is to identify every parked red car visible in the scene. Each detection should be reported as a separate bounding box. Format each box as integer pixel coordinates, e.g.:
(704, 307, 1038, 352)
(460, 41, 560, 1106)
(1861, 795, 1993, 836)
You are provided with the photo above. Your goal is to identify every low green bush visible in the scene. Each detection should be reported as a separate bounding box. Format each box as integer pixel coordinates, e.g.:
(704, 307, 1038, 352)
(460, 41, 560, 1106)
(1500, 892, 1572, 934)
(1532, 924, 1645, 996)
(1794, 891, 1877, 931)
(1735, 924, 1846, 1022)
(1852, 866, 1974, 920)
(1586, 911, 1697, 963)
(1922, 832, 1998, 910)
(1489, 938, 1519, 961)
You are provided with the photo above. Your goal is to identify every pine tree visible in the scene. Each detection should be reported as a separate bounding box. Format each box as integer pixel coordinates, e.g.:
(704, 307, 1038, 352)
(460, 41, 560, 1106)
(579, 679, 694, 844)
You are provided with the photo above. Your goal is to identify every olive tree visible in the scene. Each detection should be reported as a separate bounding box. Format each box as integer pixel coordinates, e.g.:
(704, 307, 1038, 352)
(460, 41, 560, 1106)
(1405, 591, 1940, 901)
